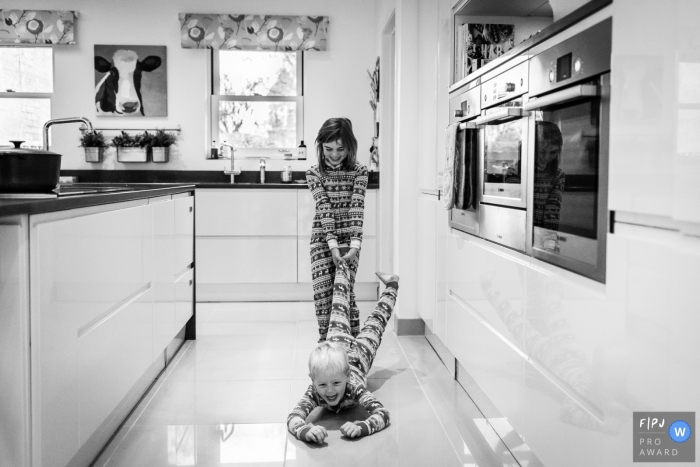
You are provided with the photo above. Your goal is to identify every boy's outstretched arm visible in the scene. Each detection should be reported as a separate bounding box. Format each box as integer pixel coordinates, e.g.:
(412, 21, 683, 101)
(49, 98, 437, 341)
(350, 387, 390, 437)
(287, 385, 322, 442)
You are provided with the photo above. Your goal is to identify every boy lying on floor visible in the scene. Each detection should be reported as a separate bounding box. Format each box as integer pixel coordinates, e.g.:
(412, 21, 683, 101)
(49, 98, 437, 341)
(287, 265, 400, 443)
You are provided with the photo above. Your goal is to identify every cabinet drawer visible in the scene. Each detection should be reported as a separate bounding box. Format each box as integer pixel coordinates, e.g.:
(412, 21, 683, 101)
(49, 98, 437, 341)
(175, 195, 194, 274)
(197, 237, 297, 283)
(297, 190, 377, 237)
(175, 269, 194, 331)
(196, 189, 297, 236)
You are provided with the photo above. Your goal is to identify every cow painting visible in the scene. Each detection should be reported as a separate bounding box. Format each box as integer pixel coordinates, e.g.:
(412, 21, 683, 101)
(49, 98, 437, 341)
(94, 45, 167, 117)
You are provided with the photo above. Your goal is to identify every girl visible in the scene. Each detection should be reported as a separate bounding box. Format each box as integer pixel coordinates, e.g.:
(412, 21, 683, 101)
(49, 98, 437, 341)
(305, 118, 368, 342)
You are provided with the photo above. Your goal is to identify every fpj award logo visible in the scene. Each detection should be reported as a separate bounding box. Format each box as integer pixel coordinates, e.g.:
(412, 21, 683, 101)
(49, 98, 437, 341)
(634, 412, 695, 463)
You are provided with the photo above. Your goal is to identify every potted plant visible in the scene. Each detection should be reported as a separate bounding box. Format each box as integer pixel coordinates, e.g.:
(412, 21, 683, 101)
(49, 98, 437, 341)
(111, 131, 148, 162)
(79, 131, 107, 162)
(145, 129, 177, 163)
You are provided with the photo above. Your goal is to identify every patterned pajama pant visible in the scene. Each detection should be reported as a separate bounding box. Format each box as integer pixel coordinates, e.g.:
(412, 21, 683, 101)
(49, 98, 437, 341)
(310, 241, 360, 342)
(327, 263, 398, 377)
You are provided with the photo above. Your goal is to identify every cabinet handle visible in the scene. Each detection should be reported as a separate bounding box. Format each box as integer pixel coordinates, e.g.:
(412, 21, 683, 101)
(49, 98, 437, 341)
(189, 206, 193, 213)
(189, 279, 193, 286)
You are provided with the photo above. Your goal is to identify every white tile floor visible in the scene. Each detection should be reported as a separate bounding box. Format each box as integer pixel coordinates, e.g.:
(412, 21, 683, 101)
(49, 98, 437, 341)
(93, 301, 523, 466)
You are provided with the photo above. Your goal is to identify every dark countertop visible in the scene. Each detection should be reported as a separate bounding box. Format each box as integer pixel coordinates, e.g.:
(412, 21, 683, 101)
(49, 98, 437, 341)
(0, 184, 195, 217)
(60, 170, 381, 189)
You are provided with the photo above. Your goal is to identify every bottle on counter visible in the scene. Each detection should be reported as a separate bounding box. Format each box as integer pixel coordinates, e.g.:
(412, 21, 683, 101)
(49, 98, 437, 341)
(298, 140, 306, 160)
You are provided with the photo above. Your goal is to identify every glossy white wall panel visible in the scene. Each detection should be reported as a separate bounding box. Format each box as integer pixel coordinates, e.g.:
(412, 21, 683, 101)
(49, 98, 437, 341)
(196, 189, 297, 236)
(297, 189, 377, 237)
(417, 0, 438, 191)
(152, 200, 176, 359)
(175, 269, 194, 332)
(77, 290, 153, 445)
(446, 296, 524, 432)
(435, 203, 449, 341)
(174, 195, 194, 274)
(416, 195, 437, 330)
(0, 218, 30, 467)
(197, 237, 297, 283)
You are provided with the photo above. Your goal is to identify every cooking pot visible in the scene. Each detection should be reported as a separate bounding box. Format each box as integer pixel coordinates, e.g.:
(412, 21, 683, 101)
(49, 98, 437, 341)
(281, 166, 293, 183)
(0, 140, 61, 192)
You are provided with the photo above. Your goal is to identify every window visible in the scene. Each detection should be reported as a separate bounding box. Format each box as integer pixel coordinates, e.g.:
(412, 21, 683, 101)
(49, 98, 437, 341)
(0, 47, 53, 149)
(210, 50, 303, 155)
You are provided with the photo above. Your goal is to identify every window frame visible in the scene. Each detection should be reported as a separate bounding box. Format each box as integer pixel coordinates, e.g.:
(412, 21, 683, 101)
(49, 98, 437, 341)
(0, 46, 53, 149)
(208, 49, 304, 158)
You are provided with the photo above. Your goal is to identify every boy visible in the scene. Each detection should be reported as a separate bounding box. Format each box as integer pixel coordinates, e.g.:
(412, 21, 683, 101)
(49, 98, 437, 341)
(287, 264, 400, 443)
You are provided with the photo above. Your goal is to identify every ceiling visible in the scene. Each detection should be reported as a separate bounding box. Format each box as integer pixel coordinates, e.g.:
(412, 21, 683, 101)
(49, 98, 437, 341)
(456, 0, 553, 17)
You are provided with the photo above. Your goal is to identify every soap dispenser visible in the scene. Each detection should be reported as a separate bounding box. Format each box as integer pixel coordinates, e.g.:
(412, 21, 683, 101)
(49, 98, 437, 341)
(298, 141, 306, 160)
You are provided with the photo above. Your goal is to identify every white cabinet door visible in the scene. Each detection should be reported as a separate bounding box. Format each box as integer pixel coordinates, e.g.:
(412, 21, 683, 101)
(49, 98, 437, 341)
(416, 194, 438, 331)
(152, 199, 176, 359)
(196, 189, 297, 236)
(30, 201, 152, 467)
(175, 268, 194, 332)
(298, 189, 377, 237)
(174, 194, 194, 275)
(197, 237, 297, 283)
(435, 199, 449, 342)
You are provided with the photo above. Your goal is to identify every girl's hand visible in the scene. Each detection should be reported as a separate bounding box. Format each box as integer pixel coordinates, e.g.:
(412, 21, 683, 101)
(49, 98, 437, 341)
(340, 421, 362, 438)
(305, 424, 329, 443)
(341, 248, 358, 264)
(331, 248, 345, 268)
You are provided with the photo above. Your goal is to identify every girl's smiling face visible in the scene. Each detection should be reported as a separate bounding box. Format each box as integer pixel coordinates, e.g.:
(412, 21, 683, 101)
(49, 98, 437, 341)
(312, 370, 349, 406)
(322, 139, 347, 168)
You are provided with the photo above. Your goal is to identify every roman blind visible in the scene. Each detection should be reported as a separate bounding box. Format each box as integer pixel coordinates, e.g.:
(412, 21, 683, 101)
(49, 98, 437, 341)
(0, 10, 77, 45)
(179, 14, 329, 51)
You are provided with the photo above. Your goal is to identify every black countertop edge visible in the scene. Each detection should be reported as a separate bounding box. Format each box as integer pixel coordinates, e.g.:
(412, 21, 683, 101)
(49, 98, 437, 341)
(61, 169, 381, 187)
(0, 184, 195, 217)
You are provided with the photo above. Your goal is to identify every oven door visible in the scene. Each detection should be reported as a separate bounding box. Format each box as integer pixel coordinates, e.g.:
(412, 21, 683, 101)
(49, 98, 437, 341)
(449, 120, 480, 235)
(475, 98, 530, 208)
(523, 74, 610, 283)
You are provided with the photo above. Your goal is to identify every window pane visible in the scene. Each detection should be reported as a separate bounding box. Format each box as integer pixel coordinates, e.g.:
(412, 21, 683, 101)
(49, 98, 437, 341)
(218, 101, 296, 148)
(0, 98, 51, 149)
(219, 51, 297, 96)
(0, 48, 53, 93)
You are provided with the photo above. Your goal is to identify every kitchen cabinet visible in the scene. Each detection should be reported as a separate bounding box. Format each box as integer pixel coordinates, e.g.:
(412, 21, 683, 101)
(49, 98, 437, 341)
(196, 188, 379, 301)
(0, 189, 197, 467)
(416, 194, 438, 332)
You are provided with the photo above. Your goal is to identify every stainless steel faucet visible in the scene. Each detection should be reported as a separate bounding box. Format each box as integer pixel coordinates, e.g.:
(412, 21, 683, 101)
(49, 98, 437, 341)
(259, 158, 266, 184)
(220, 142, 240, 183)
(43, 117, 93, 151)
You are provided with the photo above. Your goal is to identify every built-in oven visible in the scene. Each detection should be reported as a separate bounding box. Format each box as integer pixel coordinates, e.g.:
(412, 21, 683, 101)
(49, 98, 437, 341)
(448, 82, 481, 236)
(524, 18, 611, 283)
(475, 59, 530, 251)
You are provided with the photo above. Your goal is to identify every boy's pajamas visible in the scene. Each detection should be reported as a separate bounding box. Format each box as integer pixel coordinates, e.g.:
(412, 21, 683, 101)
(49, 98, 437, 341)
(306, 162, 368, 342)
(288, 263, 398, 440)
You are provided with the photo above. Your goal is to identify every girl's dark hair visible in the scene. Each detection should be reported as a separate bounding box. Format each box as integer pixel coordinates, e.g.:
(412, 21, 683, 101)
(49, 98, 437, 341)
(315, 117, 358, 174)
(536, 121, 563, 175)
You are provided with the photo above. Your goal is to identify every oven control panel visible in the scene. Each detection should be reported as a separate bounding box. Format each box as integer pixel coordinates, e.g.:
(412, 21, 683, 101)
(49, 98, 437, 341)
(529, 17, 611, 98)
(481, 61, 528, 109)
(449, 84, 481, 123)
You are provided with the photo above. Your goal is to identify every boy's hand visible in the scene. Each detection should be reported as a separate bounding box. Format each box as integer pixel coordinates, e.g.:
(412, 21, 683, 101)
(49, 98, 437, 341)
(331, 248, 345, 268)
(305, 424, 328, 443)
(341, 248, 358, 264)
(287, 416, 305, 432)
(340, 421, 362, 438)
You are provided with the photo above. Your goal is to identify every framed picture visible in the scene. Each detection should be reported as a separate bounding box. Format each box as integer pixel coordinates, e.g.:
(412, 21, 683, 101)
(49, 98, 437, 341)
(94, 44, 167, 117)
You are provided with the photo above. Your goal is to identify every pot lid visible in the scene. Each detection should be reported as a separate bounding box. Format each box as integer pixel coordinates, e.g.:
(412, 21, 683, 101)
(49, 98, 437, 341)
(0, 140, 61, 156)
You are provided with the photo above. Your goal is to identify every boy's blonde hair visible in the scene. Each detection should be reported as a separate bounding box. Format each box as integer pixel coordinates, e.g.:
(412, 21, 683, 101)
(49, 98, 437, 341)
(308, 341, 350, 379)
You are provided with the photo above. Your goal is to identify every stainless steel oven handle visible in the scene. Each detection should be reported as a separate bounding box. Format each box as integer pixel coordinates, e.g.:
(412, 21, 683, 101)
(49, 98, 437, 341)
(523, 84, 598, 111)
(458, 121, 478, 130)
(474, 107, 527, 125)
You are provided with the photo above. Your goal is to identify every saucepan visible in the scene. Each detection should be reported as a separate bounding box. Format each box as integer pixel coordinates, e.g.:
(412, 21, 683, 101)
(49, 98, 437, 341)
(0, 141, 61, 192)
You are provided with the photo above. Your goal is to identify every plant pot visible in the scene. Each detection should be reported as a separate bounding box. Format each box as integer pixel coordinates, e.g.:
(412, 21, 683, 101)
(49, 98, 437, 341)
(117, 147, 148, 163)
(84, 147, 104, 163)
(151, 147, 169, 163)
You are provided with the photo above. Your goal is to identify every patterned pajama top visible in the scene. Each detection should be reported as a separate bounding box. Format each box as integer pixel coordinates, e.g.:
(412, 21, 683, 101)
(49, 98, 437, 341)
(306, 162, 368, 251)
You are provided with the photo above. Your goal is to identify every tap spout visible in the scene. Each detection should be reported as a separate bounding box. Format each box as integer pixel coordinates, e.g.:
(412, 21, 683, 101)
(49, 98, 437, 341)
(220, 142, 240, 183)
(42, 117, 94, 151)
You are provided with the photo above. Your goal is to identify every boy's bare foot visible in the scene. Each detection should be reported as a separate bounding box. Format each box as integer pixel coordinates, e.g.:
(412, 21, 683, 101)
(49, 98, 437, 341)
(375, 272, 400, 286)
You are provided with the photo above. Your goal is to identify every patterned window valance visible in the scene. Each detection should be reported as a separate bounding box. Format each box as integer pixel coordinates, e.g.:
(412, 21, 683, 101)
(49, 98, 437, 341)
(179, 14, 329, 51)
(0, 10, 77, 45)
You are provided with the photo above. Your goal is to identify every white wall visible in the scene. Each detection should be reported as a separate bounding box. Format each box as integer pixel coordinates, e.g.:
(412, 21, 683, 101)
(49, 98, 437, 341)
(36, 0, 376, 172)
